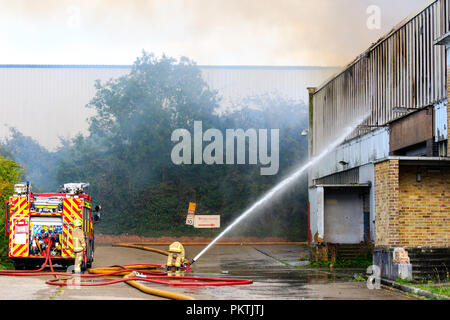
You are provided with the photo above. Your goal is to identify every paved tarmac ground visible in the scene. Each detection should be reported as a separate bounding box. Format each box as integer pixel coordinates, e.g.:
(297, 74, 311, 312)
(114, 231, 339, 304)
(0, 244, 417, 300)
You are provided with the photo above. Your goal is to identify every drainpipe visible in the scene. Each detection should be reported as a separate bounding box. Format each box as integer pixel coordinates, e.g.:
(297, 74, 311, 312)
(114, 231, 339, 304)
(307, 87, 316, 159)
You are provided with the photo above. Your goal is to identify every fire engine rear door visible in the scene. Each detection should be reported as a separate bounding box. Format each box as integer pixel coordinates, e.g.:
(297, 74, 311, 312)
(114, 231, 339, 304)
(10, 216, 30, 257)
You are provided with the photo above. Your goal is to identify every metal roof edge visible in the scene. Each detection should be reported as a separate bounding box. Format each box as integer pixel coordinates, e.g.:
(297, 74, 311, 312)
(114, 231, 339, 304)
(0, 64, 340, 70)
(198, 65, 340, 70)
(312, 0, 439, 94)
(374, 156, 450, 164)
(311, 183, 371, 188)
(0, 64, 133, 69)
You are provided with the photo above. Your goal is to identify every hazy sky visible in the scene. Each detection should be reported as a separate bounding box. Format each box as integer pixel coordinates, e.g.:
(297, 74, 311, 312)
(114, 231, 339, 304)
(0, 0, 427, 66)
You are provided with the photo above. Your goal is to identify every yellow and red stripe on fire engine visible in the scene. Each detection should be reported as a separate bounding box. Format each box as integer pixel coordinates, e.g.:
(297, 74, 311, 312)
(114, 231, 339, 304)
(8, 196, 30, 258)
(62, 197, 93, 258)
(9, 219, 29, 257)
(7, 195, 92, 259)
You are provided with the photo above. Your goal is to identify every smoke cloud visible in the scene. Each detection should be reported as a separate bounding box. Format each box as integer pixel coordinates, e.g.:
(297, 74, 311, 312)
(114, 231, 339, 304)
(0, 0, 426, 66)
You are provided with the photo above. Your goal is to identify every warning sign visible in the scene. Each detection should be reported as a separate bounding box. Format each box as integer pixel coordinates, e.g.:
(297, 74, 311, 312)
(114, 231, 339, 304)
(188, 202, 196, 214)
(186, 202, 196, 225)
(194, 215, 220, 228)
(186, 215, 194, 226)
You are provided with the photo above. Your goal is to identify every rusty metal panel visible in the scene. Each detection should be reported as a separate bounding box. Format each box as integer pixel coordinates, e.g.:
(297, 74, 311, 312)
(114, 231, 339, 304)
(389, 108, 434, 152)
(311, 0, 448, 158)
(434, 100, 448, 141)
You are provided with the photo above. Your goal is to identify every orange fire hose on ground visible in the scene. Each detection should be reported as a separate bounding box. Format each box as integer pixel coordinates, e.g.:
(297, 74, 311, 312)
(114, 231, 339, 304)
(0, 241, 262, 300)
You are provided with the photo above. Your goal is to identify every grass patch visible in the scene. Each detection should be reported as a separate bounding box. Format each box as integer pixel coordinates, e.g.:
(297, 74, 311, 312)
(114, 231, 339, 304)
(309, 256, 372, 269)
(395, 278, 450, 298)
(278, 260, 291, 267)
(352, 274, 366, 282)
(419, 286, 450, 297)
(0, 261, 13, 270)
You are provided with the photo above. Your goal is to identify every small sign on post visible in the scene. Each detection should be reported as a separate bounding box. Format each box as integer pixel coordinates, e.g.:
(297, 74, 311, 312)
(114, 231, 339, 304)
(194, 215, 220, 228)
(186, 202, 196, 225)
(393, 248, 410, 264)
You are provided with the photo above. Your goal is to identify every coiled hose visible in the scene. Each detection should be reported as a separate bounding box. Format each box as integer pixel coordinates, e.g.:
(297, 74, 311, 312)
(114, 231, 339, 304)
(0, 241, 254, 300)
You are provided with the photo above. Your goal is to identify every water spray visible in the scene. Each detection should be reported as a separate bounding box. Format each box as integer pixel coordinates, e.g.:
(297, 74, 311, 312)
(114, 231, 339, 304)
(190, 113, 370, 265)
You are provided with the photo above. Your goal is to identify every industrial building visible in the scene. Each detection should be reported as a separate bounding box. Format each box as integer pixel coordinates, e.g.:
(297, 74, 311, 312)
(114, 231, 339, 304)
(0, 64, 337, 151)
(308, 0, 449, 280)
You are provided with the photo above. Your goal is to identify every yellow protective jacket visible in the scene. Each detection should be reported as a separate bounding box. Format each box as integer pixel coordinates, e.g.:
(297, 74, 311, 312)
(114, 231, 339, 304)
(169, 242, 185, 257)
(73, 227, 86, 253)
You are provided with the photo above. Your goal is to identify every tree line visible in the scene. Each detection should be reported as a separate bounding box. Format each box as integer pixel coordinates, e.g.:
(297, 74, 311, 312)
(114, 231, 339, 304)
(0, 53, 309, 260)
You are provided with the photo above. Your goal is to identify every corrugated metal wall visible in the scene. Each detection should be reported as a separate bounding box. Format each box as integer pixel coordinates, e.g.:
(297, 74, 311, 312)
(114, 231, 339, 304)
(0, 66, 130, 151)
(0, 65, 338, 150)
(200, 66, 340, 112)
(312, 0, 449, 156)
(311, 127, 390, 180)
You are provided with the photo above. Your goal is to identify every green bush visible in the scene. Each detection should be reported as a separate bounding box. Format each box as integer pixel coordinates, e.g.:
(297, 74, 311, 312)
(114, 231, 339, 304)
(0, 153, 23, 265)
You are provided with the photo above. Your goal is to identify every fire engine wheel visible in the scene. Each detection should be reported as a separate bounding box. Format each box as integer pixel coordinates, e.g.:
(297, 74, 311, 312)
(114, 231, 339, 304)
(81, 249, 92, 271)
(13, 260, 36, 270)
(86, 241, 94, 269)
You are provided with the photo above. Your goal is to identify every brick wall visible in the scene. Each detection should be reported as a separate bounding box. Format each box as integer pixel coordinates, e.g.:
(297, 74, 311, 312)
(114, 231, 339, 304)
(398, 166, 449, 248)
(375, 159, 449, 248)
(374, 160, 400, 247)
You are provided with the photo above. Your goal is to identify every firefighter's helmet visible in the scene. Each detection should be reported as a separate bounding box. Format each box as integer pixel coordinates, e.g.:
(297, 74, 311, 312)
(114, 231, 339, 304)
(169, 241, 183, 253)
(74, 219, 82, 228)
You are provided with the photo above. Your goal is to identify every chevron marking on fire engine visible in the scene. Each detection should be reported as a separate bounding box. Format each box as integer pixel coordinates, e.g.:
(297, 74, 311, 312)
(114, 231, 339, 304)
(8, 223, 12, 257)
(63, 199, 82, 218)
(19, 197, 27, 211)
(18, 198, 30, 218)
(68, 229, 73, 248)
(9, 226, 15, 256)
(12, 244, 27, 256)
(10, 225, 27, 257)
(11, 197, 28, 218)
(62, 228, 74, 258)
(61, 198, 80, 258)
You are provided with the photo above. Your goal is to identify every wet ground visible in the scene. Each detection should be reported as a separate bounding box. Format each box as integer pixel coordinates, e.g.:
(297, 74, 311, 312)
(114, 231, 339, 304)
(183, 244, 415, 300)
(0, 244, 416, 300)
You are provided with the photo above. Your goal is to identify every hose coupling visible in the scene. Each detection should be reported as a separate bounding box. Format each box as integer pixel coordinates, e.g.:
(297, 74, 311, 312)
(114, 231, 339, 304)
(134, 272, 146, 278)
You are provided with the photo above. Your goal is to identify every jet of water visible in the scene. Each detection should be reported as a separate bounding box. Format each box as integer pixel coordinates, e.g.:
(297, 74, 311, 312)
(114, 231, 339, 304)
(191, 113, 370, 264)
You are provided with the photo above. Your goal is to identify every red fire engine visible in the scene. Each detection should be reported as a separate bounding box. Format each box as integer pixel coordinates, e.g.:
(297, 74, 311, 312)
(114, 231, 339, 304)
(4, 182, 101, 270)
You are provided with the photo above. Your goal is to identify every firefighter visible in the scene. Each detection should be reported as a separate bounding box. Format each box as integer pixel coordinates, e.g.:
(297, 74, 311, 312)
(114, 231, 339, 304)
(72, 219, 86, 274)
(166, 241, 185, 272)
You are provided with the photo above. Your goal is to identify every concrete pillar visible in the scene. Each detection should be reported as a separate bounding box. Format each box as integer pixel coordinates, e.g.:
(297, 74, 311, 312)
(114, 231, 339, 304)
(316, 186, 324, 243)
